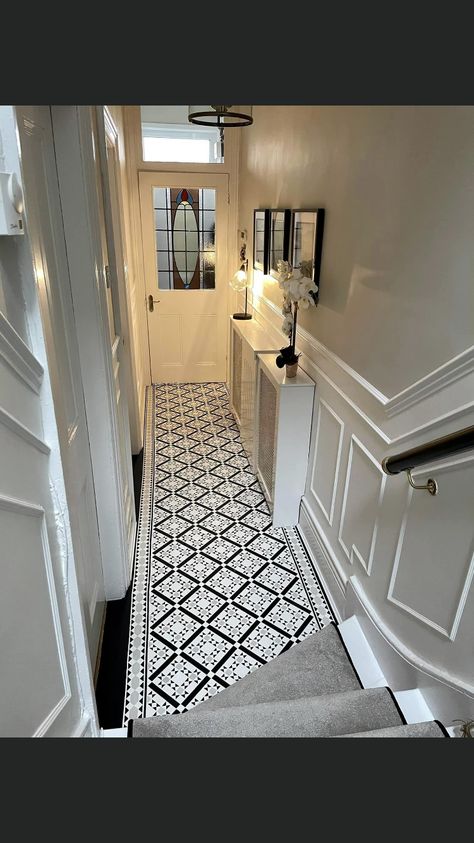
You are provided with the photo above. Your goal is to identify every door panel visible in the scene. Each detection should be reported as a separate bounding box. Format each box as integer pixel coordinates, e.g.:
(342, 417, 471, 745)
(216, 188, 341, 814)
(139, 172, 229, 383)
(16, 107, 106, 666)
(0, 497, 70, 737)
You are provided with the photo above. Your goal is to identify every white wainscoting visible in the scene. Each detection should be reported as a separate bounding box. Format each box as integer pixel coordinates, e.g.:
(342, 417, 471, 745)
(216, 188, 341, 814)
(246, 290, 474, 714)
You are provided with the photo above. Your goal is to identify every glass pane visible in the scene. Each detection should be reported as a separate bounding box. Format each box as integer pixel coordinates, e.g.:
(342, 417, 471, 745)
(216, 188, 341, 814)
(270, 210, 289, 273)
(173, 230, 186, 251)
(141, 106, 223, 164)
(201, 189, 216, 210)
(153, 187, 216, 290)
(292, 211, 316, 271)
(254, 210, 267, 271)
(153, 187, 168, 207)
(154, 208, 169, 230)
(156, 230, 169, 251)
(202, 210, 215, 231)
(157, 252, 170, 271)
(186, 231, 199, 252)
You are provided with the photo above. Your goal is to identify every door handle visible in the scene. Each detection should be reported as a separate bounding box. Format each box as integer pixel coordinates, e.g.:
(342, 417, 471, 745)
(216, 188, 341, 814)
(148, 294, 160, 312)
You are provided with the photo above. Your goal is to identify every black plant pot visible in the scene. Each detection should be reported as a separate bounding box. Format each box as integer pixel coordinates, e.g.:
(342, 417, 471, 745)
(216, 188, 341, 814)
(276, 345, 299, 368)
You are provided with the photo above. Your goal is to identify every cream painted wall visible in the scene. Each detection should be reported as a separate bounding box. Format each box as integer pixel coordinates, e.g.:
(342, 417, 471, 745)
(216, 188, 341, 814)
(239, 106, 474, 397)
(239, 107, 474, 716)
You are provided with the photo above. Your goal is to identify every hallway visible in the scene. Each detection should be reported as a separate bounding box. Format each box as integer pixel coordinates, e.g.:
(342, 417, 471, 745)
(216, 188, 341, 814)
(2, 104, 473, 738)
(121, 382, 334, 725)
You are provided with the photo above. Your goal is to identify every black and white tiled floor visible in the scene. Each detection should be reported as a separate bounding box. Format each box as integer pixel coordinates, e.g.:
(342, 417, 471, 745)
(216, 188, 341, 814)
(122, 383, 334, 725)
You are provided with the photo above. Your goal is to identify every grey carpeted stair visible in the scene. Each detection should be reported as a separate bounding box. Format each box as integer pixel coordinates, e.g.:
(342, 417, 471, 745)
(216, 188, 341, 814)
(130, 687, 403, 738)
(195, 622, 361, 713)
(337, 721, 448, 738)
(128, 622, 448, 738)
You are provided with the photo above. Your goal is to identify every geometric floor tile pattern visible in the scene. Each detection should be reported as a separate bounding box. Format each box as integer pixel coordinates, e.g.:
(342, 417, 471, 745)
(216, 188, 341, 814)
(122, 383, 334, 725)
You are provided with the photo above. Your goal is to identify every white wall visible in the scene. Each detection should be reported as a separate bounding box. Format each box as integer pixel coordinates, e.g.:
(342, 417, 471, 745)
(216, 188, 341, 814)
(239, 106, 474, 398)
(239, 106, 474, 713)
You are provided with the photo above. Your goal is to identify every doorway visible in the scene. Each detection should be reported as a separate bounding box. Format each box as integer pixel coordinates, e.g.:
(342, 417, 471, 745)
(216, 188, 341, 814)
(139, 172, 229, 383)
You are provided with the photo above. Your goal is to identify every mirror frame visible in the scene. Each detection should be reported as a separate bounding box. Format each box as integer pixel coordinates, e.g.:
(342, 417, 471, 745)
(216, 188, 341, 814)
(253, 209, 271, 275)
(290, 208, 325, 301)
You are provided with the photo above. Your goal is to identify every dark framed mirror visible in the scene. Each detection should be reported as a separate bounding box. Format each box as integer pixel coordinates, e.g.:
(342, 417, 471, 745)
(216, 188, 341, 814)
(269, 209, 291, 279)
(290, 209, 325, 301)
(253, 209, 270, 274)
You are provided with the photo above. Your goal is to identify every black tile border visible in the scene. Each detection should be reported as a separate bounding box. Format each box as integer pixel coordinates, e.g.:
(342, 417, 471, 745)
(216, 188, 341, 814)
(94, 449, 144, 729)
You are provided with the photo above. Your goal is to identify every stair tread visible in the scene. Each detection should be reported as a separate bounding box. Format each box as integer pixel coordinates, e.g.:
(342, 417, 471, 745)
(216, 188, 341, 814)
(338, 721, 448, 738)
(130, 685, 402, 738)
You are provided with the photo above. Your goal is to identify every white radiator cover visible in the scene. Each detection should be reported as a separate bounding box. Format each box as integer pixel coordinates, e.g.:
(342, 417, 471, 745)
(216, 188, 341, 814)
(229, 317, 278, 467)
(256, 353, 315, 527)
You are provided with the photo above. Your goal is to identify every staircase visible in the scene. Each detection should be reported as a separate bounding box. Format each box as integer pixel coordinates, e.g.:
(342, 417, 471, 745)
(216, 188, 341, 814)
(127, 623, 449, 738)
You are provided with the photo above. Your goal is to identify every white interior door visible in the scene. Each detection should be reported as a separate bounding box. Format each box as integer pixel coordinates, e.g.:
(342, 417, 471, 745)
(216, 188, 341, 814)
(16, 106, 106, 667)
(93, 113, 136, 570)
(139, 172, 229, 383)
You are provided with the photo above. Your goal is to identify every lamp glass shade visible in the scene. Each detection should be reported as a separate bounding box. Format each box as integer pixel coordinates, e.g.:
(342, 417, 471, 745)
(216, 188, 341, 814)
(229, 269, 250, 292)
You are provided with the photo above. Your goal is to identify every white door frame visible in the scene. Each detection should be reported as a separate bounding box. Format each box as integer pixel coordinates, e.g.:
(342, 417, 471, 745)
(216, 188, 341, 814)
(121, 106, 240, 388)
(96, 106, 142, 452)
(51, 106, 133, 599)
(94, 106, 136, 575)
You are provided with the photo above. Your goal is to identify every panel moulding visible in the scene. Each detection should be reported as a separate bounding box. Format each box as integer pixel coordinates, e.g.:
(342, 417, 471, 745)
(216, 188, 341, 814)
(310, 398, 345, 527)
(387, 455, 474, 640)
(337, 435, 386, 576)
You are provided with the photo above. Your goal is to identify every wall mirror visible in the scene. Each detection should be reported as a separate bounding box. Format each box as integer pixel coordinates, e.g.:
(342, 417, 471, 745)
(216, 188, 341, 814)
(269, 209, 291, 279)
(291, 209, 325, 300)
(253, 209, 270, 274)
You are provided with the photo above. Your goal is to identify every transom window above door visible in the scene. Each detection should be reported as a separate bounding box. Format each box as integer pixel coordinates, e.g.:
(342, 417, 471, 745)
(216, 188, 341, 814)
(154, 187, 216, 290)
(141, 105, 223, 164)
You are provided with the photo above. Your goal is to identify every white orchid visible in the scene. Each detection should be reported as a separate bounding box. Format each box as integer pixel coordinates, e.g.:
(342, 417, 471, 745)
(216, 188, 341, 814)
(276, 259, 293, 283)
(282, 315, 293, 337)
(281, 297, 292, 317)
(276, 258, 318, 347)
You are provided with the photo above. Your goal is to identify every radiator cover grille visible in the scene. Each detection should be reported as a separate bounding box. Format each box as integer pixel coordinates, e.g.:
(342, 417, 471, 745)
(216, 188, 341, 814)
(232, 331, 242, 419)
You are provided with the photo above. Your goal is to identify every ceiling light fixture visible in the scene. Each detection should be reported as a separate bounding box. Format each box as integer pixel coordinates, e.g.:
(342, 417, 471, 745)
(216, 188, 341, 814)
(188, 105, 253, 128)
(188, 106, 253, 160)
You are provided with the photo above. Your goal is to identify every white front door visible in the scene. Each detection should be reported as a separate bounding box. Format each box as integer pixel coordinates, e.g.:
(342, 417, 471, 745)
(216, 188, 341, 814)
(139, 172, 229, 383)
(16, 106, 106, 668)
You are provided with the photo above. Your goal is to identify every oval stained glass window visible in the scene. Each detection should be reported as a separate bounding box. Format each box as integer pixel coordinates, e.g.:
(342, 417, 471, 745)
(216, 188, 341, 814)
(173, 199, 198, 287)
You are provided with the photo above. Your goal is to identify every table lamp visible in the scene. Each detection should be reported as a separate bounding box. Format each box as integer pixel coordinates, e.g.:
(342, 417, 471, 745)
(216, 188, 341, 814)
(230, 267, 252, 320)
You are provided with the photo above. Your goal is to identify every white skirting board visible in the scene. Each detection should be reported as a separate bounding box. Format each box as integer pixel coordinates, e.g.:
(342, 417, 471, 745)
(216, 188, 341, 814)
(101, 727, 127, 738)
(337, 616, 436, 726)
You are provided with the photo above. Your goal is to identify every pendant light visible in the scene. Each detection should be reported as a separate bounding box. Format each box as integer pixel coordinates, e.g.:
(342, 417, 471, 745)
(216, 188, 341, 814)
(188, 106, 253, 128)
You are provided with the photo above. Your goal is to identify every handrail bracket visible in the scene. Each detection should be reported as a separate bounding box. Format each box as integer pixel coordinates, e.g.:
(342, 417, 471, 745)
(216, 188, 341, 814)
(406, 469, 438, 496)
